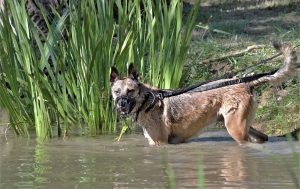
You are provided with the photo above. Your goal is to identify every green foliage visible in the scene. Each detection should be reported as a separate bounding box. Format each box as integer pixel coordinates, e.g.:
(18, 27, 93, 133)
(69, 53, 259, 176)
(0, 0, 119, 137)
(143, 0, 201, 89)
(0, 0, 200, 138)
(256, 84, 300, 135)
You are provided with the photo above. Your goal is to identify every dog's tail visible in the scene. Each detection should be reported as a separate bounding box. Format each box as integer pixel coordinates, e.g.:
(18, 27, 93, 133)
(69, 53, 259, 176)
(250, 42, 298, 87)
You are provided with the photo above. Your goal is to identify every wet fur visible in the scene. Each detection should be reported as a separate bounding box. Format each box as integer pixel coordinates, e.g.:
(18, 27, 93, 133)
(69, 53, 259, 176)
(110, 42, 298, 145)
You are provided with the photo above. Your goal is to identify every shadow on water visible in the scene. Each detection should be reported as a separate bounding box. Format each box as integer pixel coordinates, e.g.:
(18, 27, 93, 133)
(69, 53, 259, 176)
(1, 124, 299, 189)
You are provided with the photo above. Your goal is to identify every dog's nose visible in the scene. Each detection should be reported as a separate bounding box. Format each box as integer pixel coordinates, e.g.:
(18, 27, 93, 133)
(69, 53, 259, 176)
(121, 100, 126, 107)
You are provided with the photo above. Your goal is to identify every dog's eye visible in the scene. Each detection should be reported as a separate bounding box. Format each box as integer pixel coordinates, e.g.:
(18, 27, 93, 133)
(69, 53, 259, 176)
(114, 89, 121, 95)
(127, 89, 134, 95)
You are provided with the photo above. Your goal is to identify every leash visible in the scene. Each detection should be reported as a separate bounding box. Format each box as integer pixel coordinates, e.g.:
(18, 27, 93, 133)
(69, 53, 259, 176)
(152, 51, 283, 100)
(143, 43, 300, 112)
(152, 44, 300, 101)
(143, 44, 298, 112)
(144, 69, 277, 112)
(187, 70, 277, 93)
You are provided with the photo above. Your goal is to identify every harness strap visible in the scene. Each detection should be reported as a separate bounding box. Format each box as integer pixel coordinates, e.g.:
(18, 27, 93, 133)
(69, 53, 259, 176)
(135, 92, 151, 121)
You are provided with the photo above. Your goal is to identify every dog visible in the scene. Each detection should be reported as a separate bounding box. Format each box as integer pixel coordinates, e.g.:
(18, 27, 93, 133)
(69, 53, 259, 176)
(110, 42, 298, 145)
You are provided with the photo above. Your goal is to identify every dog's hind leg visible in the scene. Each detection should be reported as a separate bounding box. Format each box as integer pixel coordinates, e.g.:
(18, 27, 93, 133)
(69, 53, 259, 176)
(224, 116, 251, 145)
(224, 111, 267, 144)
(222, 103, 254, 145)
(248, 126, 268, 143)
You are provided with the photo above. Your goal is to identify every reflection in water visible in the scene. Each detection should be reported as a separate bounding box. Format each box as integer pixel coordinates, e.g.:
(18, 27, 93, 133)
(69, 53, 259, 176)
(33, 144, 52, 184)
(0, 129, 299, 189)
(211, 145, 252, 189)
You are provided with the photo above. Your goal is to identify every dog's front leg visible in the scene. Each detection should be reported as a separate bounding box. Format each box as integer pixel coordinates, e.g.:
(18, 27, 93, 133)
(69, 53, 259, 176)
(168, 135, 184, 144)
(142, 127, 156, 145)
(142, 127, 168, 145)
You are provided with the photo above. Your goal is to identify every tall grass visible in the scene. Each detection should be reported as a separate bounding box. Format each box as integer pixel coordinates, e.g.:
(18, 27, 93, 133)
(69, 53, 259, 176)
(0, 0, 200, 138)
(143, 0, 200, 88)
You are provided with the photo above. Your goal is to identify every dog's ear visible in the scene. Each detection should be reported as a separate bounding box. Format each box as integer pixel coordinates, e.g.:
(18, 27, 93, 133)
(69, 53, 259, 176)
(128, 62, 140, 81)
(110, 66, 119, 86)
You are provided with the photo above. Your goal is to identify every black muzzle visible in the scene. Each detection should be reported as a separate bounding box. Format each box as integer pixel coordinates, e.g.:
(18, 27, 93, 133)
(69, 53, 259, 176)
(115, 96, 136, 117)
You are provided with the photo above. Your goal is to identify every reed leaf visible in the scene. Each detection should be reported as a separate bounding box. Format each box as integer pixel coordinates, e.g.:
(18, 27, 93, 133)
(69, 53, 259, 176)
(0, 0, 200, 138)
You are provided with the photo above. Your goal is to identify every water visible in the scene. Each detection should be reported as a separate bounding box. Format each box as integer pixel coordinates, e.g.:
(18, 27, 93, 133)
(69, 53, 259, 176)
(1, 126, 299, 189)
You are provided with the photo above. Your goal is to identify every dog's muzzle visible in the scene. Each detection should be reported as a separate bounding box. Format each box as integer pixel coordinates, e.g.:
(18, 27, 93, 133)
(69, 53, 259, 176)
(115, 96, 136, 117)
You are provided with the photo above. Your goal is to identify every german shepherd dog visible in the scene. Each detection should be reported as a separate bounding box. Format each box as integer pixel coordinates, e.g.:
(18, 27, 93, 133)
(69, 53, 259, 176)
(110, 42, 298, 145)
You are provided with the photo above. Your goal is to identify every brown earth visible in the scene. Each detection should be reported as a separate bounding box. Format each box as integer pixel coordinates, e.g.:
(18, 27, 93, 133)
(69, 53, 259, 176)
(184, 0, 300, 40)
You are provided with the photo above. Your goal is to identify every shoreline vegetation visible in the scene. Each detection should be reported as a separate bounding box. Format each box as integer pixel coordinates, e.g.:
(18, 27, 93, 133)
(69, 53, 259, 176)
(0, 0, 200, 138)
(0, 0, 299, 139)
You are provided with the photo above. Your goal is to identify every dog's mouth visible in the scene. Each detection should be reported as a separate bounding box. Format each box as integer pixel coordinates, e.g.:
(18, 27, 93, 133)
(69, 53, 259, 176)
(115, 96, 136, 118)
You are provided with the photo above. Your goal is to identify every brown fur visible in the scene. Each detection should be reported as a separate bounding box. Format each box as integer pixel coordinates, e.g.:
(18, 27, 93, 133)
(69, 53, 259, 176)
(110, 42, 298, 145)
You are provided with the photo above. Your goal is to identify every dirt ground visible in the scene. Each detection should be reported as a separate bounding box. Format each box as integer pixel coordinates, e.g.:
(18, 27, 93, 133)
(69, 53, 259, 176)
(184, 0, 300, 40)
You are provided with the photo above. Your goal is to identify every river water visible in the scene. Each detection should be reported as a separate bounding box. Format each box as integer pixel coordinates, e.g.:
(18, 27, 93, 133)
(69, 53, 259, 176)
(0, 124, 299, 188)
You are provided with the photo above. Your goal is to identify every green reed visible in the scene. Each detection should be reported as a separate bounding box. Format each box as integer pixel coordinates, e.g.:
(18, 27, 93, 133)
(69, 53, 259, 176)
(143, 0, 200, 89)
(0, 0, 200, 138)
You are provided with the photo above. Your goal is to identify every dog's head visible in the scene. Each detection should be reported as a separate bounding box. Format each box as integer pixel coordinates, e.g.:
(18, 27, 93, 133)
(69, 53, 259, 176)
(110, 63, 142, 118)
